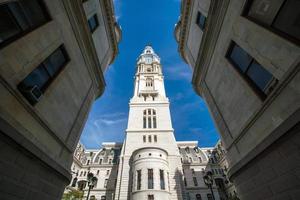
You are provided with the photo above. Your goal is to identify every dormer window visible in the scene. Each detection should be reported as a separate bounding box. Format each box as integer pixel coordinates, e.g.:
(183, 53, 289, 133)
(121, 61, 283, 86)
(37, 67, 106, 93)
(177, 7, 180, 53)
(146, 50, 151, 53)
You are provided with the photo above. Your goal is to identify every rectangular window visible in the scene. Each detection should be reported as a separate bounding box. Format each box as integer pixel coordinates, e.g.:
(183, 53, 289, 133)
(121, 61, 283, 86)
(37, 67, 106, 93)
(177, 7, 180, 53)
(148, 195, 154, 200)
(184, 177, 187, 186)
(0, 0, 50, 48)
(154, 135, 157, 142)
(137, 170, 141, 190)
(148, 169, 154, 189)
(97, 170, 99, 175)
(160, 170, 165, 190)
(18, 45, 69, 105)
(148, 117, 152, 128)
(104, 179, 108, 188)
(148, 135, 152, 143)
(193, 177, 198, 186)
(143, 117, 147, 128)
(196, 11, 206, 30)
(191, 168, 195, 175)
(153, 117, 157, 128)
(88, 14, 99, 33)
(207, 194, 213, 200)
(143, 135, 146, 143)
(245, 0, 300, 43)
(227, 42, 276, 98)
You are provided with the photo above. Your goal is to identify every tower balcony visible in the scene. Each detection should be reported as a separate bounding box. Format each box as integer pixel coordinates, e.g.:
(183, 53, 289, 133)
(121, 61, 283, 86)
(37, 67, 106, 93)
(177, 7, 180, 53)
(139, 89, 159, 95)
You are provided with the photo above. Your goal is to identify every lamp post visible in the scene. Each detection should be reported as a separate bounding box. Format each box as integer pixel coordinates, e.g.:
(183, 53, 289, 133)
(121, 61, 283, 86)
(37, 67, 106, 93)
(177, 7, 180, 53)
(86, 172, 98, 200)
(203, 171, 216, 200)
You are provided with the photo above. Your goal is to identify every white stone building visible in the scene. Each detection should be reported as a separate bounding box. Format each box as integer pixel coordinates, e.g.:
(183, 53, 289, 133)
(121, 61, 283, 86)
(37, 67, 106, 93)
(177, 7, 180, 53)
(66, 46, 223, 200)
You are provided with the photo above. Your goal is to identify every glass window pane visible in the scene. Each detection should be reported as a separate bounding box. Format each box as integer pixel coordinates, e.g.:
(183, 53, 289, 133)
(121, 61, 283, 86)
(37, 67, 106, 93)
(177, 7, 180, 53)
(273, 0, 300, 40)
(19, 65, 50, 91)
(148, 117, 152, 128)
(0, 5, 23, 43)
(229, 44, 252, 72)
(160, 170, 165, 189)
(88, 15, 98, 32)
(44, 48, 67, 77)
(137, 170, 141, 190)
(20, 0, 49, 27)
(248, 0, 285, 26)
(6, 2, 31, 31)
(247, 60, 273, 93)
(148, 169, 153, 189)
(196, 12, 206, 30)
(143, 117, 146, 128)
(153, 117, 157, 128)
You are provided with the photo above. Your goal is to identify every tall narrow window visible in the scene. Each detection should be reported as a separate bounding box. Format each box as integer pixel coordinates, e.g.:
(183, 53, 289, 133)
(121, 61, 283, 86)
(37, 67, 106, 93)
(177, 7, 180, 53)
(196, 11, 206, 30)
(71, 177, 77, 187)
(143, 135, 146, 143)
(99, 159, 102, 165)
(146, 78, 153, 88)
(148, 135, 152, 143)
(160, 170, 165, 190)
(148, 117, 152, 128)
(148, 169, 154, 189)
(193, 177, 198, 186)
(104, 179, 108, 188)
(143, 117, 147, 128)
(137, 170, 141, 190)
(143, 109, 157, 129)
(227, 42, 276, 98)
(0, 0, 51, 47)
(148, 195, 154, 200)
(18, 45, 69, 105)
(207, 194, 213, 200)
(184, 177, 187, 186)
(88, 14, 99, 33)
(196, 194, 202, 200)
(154, 135, 157, 142)
(153, 116, 157, 128)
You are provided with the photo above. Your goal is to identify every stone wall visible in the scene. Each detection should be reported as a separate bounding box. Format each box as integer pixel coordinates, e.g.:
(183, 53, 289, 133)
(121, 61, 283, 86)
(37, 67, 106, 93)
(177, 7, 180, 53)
(0, 130, 68, 200)
(232, 123, 300, 200)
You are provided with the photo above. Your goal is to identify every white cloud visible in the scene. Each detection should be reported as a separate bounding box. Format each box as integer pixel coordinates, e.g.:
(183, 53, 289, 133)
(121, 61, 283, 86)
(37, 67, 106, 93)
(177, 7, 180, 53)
(80, 112, 127, 148)
(164, 62, 192, 82)
(113, 0, 122, 20)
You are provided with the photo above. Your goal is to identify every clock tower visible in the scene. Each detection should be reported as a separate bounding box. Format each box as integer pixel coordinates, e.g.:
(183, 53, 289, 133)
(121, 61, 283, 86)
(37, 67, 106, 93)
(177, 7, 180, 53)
(114, 46, 184, 200)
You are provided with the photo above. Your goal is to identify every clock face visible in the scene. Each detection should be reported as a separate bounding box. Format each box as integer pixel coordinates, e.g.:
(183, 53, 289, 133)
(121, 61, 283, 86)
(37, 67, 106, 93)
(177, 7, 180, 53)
(145, 57, 152, 64)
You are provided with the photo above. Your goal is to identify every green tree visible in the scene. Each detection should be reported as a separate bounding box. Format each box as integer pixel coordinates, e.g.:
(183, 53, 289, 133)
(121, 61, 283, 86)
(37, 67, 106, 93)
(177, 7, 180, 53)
(62, 190, 84, 200)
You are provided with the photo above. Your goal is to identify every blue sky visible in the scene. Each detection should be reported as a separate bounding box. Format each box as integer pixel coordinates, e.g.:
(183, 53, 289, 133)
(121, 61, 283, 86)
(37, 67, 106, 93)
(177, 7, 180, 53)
(80, 0, 219, 149)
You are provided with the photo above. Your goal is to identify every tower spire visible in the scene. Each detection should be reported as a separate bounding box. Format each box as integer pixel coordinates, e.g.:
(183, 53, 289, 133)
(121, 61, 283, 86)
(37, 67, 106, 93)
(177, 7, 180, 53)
(132, 46, 167, 101)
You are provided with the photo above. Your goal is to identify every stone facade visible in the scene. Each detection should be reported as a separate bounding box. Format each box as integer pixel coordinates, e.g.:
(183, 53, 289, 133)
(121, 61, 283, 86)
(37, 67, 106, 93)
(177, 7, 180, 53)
(175, 0, 300, 199)
(66, 142, 222, 200)
(0, 0, 120, 199)
(211, 140, 238, 200)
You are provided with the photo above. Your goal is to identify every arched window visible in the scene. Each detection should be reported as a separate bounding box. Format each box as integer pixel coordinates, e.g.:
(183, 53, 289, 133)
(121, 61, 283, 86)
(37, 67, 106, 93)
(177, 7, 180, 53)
(143, 109, 157, 128)
(71, 177, 77, 187)
(196, 194, 202, 200)
(146, 78, 153, 88)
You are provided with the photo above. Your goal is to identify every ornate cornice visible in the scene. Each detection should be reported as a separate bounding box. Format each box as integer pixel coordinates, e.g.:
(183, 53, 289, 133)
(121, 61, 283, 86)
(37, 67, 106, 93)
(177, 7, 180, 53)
(102, 0, 122, 64)
(176, 0, 193, 63)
